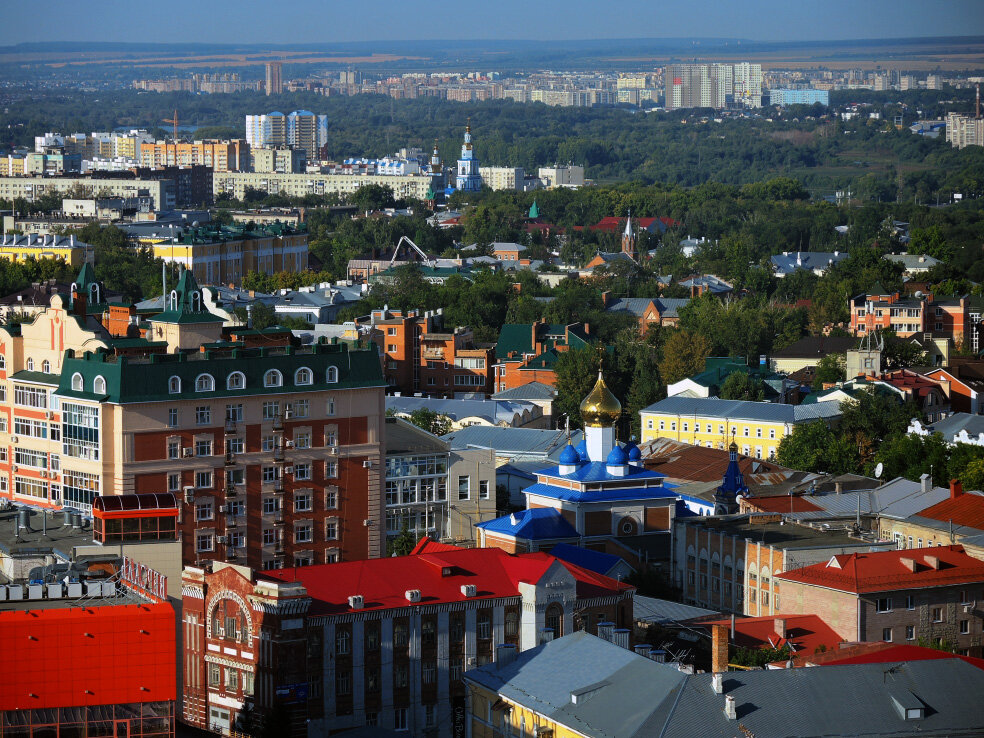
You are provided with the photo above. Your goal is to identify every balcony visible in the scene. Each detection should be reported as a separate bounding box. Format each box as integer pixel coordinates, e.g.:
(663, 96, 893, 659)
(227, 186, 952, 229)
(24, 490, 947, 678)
(272, 416, 284, 431)
(224, 485, 237, 498)
(225, 452, 236, 466)
(272, 480, 284, 494)
(224, 419, 240, 433)
(273, 446, 285, 462)
(226, 515, 245, 529)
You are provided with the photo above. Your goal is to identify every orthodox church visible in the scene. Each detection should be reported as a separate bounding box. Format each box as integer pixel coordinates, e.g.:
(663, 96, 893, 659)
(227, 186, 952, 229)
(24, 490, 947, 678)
(455, 120, 482, 192)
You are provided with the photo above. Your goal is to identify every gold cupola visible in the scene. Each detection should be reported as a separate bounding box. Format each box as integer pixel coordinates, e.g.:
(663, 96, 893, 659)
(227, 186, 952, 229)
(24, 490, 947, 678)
(580, 371, 621, 428)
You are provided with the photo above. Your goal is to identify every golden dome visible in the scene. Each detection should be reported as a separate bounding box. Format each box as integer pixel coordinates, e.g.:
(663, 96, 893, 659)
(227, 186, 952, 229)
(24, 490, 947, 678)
(580, 371, 622, 427)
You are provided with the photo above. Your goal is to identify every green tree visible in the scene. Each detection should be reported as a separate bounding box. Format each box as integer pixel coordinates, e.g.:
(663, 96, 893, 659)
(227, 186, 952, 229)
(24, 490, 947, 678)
(347, 184, 396, 212)
(718, 372, 766, 401)
(814, 353, 847, 388)
(555, 347, 607, 428)
(388, 526, 418, 557)
(407, 408, 452, 437)
(776, 420, 852, 473)
(658, 329, 711, 385)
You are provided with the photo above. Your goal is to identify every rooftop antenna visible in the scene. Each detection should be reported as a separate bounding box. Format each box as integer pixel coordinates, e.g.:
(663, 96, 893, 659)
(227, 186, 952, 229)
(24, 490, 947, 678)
(977, 83, 981, 120)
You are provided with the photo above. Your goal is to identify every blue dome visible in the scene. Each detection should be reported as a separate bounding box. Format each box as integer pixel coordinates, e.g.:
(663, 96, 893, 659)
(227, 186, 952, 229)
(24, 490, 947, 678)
(606, 445, 628, 466)
(575, 440, 588, 461)
(558, 444, 580, 465)
(626, 442, 641, 461)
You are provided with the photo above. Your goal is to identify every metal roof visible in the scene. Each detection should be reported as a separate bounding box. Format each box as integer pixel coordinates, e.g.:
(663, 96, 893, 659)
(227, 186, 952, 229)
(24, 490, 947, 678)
(642, 396, 842, 423)
(633, 595, 719, 624)
(386, 396, 538, 426)
(492, 381, 557, 401)
(442, 426, 580, 458)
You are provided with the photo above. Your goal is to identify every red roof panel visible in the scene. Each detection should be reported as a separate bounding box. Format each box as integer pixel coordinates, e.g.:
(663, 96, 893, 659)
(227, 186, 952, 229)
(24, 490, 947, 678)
(777, 641, 984, 670)
(918, 493, 984, 531)
(703, 613, 841, 654)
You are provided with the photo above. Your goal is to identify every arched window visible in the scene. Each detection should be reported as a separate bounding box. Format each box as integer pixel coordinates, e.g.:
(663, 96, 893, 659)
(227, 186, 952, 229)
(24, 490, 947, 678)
(89, 283, 101, 305)
(169, 290, 178, 311)
(93, 376, 106, 394)
(72, 373, 83, 392)
(264, 369, 282, 388)
(41, 360, 50, 374)
(326, 366, 339, 384)
(195, 374, 215, 392)
(227, 372, 246, 390)
(545, 603, 564, 638)
(504, 611, 519, 637)
(168, 376, 181, 395)
(26, 358, 34, 371)
(294, 367, 313, 386)
(191, 291, 201, 312)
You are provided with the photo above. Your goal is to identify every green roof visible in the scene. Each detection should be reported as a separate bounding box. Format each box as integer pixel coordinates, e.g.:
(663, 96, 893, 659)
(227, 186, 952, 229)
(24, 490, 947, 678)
(11, 370, 60, 386)
(56, 342, 384, 404)
(151, 269, 224, 325)
(528, 200, 540, 219)
(496, 323, 593, 365)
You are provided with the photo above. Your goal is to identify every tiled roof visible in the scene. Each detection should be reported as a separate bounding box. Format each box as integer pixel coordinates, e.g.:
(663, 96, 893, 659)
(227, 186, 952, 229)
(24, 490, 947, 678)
(701, 614, 841, 654)
(262, 545, 630, 616)
(641, 396, 842, 423)
(776, 544, 984, 593)
(744, 496, 823, 513)
(917, 492, 984, 531)
(476, 508, 580, 540)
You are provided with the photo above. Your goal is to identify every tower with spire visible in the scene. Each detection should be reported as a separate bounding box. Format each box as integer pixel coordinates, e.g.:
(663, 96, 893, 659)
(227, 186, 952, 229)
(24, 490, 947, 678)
(455, 120, 482, 193)
(714, 440, 748, 515)
(621, 211, 637, 261)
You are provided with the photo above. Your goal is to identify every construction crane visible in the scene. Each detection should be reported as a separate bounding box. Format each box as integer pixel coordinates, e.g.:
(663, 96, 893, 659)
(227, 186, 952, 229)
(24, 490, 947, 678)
(162, 110, 179, 141)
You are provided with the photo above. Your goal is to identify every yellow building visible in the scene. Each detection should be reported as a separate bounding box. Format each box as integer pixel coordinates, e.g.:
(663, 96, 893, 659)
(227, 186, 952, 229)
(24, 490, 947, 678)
(0, 155, 26, 177)
(639, 396, 841, 460)
(0, 234, 94, 267)
(138, 140, 249, 172)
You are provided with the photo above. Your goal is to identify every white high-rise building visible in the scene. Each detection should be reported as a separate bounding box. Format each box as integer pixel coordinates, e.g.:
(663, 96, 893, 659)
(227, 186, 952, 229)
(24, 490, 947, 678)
(733, 63, 763, 108)
(246, 111, 327, 158)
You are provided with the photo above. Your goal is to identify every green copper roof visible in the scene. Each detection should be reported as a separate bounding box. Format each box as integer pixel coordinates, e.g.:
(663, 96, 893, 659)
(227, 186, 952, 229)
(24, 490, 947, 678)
(528, 201, 540, 219)
(151, 269, 224, 325)
(55, 342, 384, 404)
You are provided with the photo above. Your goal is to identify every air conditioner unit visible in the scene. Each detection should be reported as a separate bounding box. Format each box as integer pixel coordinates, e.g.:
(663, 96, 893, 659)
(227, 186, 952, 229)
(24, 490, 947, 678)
(284, 466, 294, 475)
(285, 440, 295, 449)
(10, 437, 17, 444)
(327, 445, 339, 455)
(183, 448, 194, 457)
(284, 408, 294, 419)
(461, 584, 477, 597)
(45, 412, 53, 420)
(40, 470, 47, 478)
(216, 535, 227, 544)
(184, 486, 195, 504)
(363, 519, 373, 526)
(362, 459, 372, 468)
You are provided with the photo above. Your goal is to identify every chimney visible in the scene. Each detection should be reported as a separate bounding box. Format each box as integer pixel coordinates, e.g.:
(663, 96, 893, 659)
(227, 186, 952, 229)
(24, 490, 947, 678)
(950, 479, 963, 500)
(496, 643, 517, 668)
(920, 473, 931, 495)
(711, 624, 729, 675)
(900, 557, 918, 572)
(774, 618, 787, 639)
(601, 290, 611, 307)
(725, 694, 737, 720)
(613, 628, 630, 650)
(835, 481, 843, 495)
(712, 672, 724, 694)
(924, 554, 941, 570)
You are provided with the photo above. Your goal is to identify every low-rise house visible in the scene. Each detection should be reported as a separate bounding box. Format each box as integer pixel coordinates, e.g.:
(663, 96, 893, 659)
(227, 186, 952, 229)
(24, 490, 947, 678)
(667, 356, 793, 402)
(271, 283, 363, 324)
(701, 613, 843, 659)
(879, 368, 950, 422)
(771, 250, 849, 277)
(768, 335, 857, 374)
(775, 640, 984, 669)
(777, 544, 984, 655)
(601, 292, 690, 333)
(883, 252, 941, 277)
(849, 284, 974, 344)
(678, 274, 733, 297)
(494, 320, 591, 392)
(910, 413, 984, 446)
(923, 368, 984, 414)
(491, 381, 557, 424)
(640, 396, 843, 461)
(490, 242, 526, 261)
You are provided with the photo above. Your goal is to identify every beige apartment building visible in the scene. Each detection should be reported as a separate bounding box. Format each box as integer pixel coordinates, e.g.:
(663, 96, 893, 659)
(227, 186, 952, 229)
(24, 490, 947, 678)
(212, 171, 433, 201)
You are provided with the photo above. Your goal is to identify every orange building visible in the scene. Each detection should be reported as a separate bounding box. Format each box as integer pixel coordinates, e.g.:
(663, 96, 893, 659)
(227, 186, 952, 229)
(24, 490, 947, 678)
(370, 307, 494, 397)
(494, 320, 592, 392)
(138, 139, 250, 172)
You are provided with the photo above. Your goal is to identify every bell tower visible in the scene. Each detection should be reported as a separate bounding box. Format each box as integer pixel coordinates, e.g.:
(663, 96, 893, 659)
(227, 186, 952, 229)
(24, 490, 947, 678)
(621, 211, 637, 260)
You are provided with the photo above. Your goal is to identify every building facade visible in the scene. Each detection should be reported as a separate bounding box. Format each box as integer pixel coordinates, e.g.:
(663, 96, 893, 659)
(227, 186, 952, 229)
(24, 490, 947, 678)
(138, 140, 250, 171)
(455, 123, 482, 193)
(213, 171, 433, 201)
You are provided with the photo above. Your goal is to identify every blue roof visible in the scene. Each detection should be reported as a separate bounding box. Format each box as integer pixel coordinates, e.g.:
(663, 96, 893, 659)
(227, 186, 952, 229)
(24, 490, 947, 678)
(771, 251, 849, 275)
(559, 444, 580, 464)
(548, 543, 625, 576)
(523, 482, 678, 504)
(607, 445, 629, 465)
(476, 508, 579, 540)
(536, 461, 667, 484)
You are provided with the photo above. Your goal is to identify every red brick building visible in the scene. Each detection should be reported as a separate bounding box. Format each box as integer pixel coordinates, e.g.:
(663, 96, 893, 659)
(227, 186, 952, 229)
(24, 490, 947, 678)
(849, 286, 972, 344)
(181, 541, 633, 737)
(494, 320, 591, 392)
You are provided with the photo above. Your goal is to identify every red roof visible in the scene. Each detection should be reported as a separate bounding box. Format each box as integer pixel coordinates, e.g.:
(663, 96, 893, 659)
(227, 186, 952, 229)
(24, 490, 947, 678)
(263, 545, 632, 616)
(590, 216, 679, 233)
(918, 492, 984, 531)
(776, 545, 984, 594)
(775, 641, 984, 670)
(879, 369, 944, 400)
(0, 601, 176, 711)
(703, 614, 840, 654)
(745, 496, 823, 514)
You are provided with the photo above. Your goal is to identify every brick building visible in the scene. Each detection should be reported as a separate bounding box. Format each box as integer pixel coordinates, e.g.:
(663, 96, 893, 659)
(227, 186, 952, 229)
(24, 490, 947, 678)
(494, 321, 591, 392)
(370, 307, 494, 397)
(849, 286, 979, 345)
(776, 545, 984, 657)
(181, 541, 633, 737)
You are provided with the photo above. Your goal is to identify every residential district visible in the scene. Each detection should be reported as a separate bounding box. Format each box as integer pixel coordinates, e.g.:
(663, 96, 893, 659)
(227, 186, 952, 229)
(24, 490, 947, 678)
(1, 109, 984, 737)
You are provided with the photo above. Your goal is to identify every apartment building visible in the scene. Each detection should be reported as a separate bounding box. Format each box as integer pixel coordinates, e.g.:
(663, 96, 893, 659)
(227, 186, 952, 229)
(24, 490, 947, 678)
(665, 63, 733, 110)
(494, 321, 591, 392)
(245, 111, 327, 158)
(777, 545, 984, 656)
(479, 166, 524, 191)
(370, 307, 494, 397)
(0, 175, 176, 211)
(0, 234, 94, 268)
(946, 112, 983, 149)
(181, 542, 633, 737)
(849, 287, 973, 343)
(0, 265, 387, 570)
(138, 140, 250, 172)
(212, 170, 433, 201)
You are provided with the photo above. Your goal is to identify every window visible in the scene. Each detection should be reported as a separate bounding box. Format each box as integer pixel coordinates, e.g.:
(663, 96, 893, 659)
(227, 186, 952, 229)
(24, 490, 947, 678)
(458, 475, 470, 500)
(195, 439, 213, 457)
(196, 500, 213, 521)
(196, 533, 214, 552)
(263, 370, 282, 388)
(422, 660, 436, 684)
(335, 671, 351, 696)
(387, 344, 397, 353)
(14, 385, 48, 409)
(196, 374, 215, 392)
(209, 665, 220, 687)
(325, 520, 338, 540)
(295, 523, 313, 544)
(294, 367, 313, 385)
(769, 428, 776, 439)
(226, 668, 238, 691)
(906, 595, 915, 610)
(168, 376, 181, 394)
(882, 627, 892, 642)
(293, 399, 310, 418)
(960, 590, 970, 603)
(168, 408, 179, 427)
(294, 491, 312, 512)
(877, 597, 892, 613)
(225, 404, 244, 424)
(262, 435, 276, 452)
(168, 473, 180, 492)
(906, 625, 915, 640)
(195, 471, 213, 489)
(294, 432, 311, 449)
(72, 373, 83, 391)
(325, 429, 337, 446)
(262, 528, 277, 545)
(325, 489, 337, 509)
(227, 372, 245, 390)
(932, 607, 943, 623)
(479, 479, 490, 499)
(477, 614, 491, 640)
(294, 463, 312, 480)
(227, 437, 245, 455)
(394, 707, 408, 732)
(960, 620, 970, 634)
(327, 397, 335, 416)
(327, 366, 339, 383)
(196, 406, 211, 425)
(168, 438, 180, 459)
(93, 375, 106, 394)
(262, 401, 280, 421)
(326, 461, 337, 478)
(262, 466, 279, 483)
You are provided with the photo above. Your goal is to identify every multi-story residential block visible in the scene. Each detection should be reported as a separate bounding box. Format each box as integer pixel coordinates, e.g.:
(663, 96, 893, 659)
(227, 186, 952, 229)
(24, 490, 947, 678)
(876, 478, 984, 555)
(246, 111, 327, 158)
(674, 512, 895, 615)
(250, 146, 306, 173)
(946, 111, 983, 148)
(768, 88, 830, 106)
(370, 306, 494, 397)
(732, 62, 763, 107)
(479, 166, 524, 191)
(138, 139, 250, 171)
(180, 541, 634, 736)
(537, 164, 585, 188)
(0, 174, 177, 210)
(0, 265, 386, 570)
(494, 321, 591, 392)
(212, 170, 433, 201)
(777, 544, 984, 656)
(639, 396, 842, 460)
(0, 557, 176, 736)
(0, 233, 94, 267)
(849, 286, 973, 343)
(265, 62, 282, 95)
(665, 63, 733, 110)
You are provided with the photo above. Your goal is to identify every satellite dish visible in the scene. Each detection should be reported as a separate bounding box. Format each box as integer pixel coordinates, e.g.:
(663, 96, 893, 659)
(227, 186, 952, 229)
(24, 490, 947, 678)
(874, 462, 884, 479)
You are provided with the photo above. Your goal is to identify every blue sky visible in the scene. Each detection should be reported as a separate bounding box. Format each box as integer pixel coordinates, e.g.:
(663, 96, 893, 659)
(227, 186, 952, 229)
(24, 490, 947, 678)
(1, 0, 981, 44)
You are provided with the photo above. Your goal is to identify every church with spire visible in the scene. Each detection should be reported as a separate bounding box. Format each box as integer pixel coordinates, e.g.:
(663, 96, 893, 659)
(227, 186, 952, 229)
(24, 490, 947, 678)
(477, 369, 690, 563)
(455, 120, 482, 192)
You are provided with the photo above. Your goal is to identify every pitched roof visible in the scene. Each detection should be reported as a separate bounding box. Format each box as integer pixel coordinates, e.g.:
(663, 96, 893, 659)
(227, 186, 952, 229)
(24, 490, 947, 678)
(262, 545, 631, 616)
(476, 508, 580, 540)
(771, 251, 849, 274)
(701, 614, 841, 654)
(640, 437, 792, 484)
(914, 412, 984, 442)
(770, 335, 857, 359)
(641, 396, 843, 424)
(544, 543, 627, 576)
(777, 544, 984, 593)
(442, 425, 581, 458)
(492, 381, 557, 401)
(777, 640, 984, 670)
(917, 491, 984, 531)
(632, 595, 720, 624)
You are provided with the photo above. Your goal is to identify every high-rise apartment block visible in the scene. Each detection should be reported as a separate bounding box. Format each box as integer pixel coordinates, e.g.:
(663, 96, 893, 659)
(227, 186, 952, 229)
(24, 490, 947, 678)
(947, 112, 984, 149)
(138, 139, 250, 171)
(245, 111, 328, 158)
(665, 63, 762, 110)
(265, 61, 282, 96)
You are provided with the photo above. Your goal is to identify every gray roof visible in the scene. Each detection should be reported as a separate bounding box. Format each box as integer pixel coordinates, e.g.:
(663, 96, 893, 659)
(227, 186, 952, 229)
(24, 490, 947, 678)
(771, 251, 849, 275)
(384, 416, 448, 455)
(467, 632, 984, 738)
(386, 396, 538, 426)
(677, 275, 732, 293)
(492, 381, 557, 401)
(642, 396, 842, 424)
(634, 595, 719, 624)
(916, 413, 984, 443)
(606, 297, 691, 319)
(883, 253, 941, 270)
(442, 425, 580, 459)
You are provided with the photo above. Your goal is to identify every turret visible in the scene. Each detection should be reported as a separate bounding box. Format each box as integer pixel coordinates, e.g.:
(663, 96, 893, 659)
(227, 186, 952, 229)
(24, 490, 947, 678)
(579, 369, 620, 463)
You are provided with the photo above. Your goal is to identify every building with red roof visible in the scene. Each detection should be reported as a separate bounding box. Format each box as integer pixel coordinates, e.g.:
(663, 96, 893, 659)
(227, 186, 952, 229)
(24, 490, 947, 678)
(181, 543, 633, 736)
(770, 640, 984, 670)
(702, 613, 841, 657)
(776, 544, 984, 655)
(878, 368, 950, 422)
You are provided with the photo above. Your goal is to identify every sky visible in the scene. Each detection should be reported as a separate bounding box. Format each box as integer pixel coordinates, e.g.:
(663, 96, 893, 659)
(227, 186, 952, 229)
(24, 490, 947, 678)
(1, 0, 982, 45)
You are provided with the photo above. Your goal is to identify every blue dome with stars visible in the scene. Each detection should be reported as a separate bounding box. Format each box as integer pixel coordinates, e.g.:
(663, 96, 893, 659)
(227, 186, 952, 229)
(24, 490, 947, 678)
(606, 445, 628, 466)
(575, 439, 588, 461)
(559, 444, 580, 465)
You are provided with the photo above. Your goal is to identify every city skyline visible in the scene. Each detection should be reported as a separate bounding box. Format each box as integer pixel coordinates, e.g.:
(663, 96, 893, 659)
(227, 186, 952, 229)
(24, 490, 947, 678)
(1, 0, 982, 45)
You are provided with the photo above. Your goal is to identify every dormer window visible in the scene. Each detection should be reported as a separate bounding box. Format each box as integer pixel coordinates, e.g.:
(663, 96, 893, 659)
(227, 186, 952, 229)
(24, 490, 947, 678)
(71, 373, 83, 392)
(326, 366, 339, 384)
(93, 376, 106, 394)
(196, 374, 215, 392)
(227, 372, 246, 390)
(294, 367, 313, 385)
(168, 376, 181, 394)
(191, 291, 201, 312)
(169, 290, 179, 311)
(41, 360, 50, 374)
(264, 370, 282, 388)
(26, 358, 34, 371)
